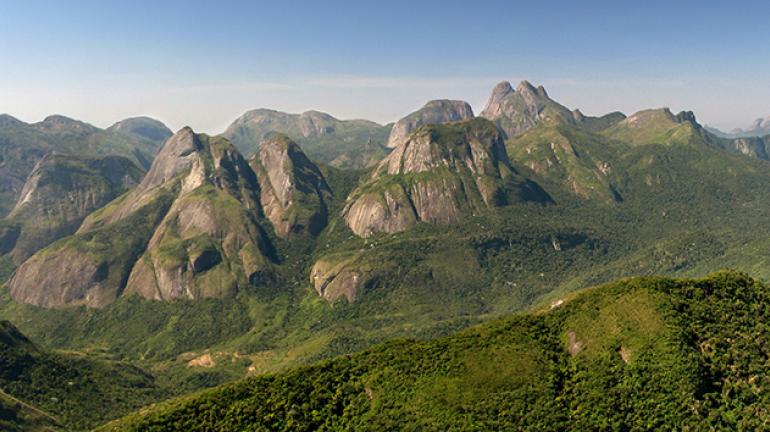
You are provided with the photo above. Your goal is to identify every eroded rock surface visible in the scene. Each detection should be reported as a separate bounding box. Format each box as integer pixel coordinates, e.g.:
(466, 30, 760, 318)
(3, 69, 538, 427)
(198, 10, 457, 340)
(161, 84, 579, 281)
(386, 100, 474, 149)
(343, 118, 551, 236)
(249, 134, 332, 237)
(9, 128, 277, 307)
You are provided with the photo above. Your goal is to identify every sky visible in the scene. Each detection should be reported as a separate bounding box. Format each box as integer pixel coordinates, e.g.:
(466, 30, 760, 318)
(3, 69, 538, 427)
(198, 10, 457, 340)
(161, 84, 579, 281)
(1, 0, 769, 133)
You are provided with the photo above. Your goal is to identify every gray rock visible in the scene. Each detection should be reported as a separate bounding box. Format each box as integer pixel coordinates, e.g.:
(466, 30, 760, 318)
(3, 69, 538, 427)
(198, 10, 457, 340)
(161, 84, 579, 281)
(386, 100, 474, 149)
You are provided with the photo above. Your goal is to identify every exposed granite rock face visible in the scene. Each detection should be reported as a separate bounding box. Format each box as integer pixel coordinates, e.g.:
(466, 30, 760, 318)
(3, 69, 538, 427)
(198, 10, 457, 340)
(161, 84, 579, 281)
(310, 255, 368, 302)
(249, 134, 332, 237)
(0, 114, 162, 217)
(0, 154, 143, 263)
(342, 118, 552, 237)
(480, 80, 625, 138)
(730, 136, 770, 160)
(8, 128, 277, 308)
(9, 248, 115, 308)
(386, 100, 474, 149)
(481, 81, 576, 138)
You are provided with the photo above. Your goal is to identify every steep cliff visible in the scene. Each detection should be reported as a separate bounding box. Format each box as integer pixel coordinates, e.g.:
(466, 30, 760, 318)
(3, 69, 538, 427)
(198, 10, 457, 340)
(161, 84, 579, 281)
(0, 154, 143, 263)
(8, 128, 277, 308)
(249, 134, 332, 237)
(386, 100, 474, 149)
(343, 118, 551, 236)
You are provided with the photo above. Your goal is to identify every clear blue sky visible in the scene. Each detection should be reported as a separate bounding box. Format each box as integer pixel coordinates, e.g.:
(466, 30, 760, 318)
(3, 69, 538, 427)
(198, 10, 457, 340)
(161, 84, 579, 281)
(1, 0, 769, 133)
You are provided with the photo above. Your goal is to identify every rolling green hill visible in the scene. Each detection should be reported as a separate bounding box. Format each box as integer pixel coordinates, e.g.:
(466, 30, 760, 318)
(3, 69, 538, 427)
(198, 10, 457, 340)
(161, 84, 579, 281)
(0, 389, 60, 432)
(0, 320, 173, 431)
(102, 271, 770, 431)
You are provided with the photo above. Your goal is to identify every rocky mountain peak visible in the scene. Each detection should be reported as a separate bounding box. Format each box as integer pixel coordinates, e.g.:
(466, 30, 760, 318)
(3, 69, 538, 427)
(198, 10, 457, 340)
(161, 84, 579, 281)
(490, 80, 515, 98)
(750, 117, 770, 130)
(386, 99, 475, 148)
(343, 118, 551, 237)
(675, 110, 699, 127)
(515, 80, 537, 95)
(383, 118, 509, 176)
(251, 134, 332, 237)
(481, 80, 574, 138)
(138, 126, 203, 192)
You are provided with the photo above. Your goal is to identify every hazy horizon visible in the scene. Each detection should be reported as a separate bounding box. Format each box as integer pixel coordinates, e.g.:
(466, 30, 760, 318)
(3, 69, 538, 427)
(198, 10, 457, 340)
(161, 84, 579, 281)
(2, 0, 769, 133)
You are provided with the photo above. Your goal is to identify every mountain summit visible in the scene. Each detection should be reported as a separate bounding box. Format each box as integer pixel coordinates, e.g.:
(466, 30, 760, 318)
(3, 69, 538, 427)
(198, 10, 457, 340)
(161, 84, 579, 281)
(481, 80, 576, 138)
(8, 127, 278, 307)
(343, 117, 551, 237)
(386, 99, 474, 148)
(249, 133, 332, 237)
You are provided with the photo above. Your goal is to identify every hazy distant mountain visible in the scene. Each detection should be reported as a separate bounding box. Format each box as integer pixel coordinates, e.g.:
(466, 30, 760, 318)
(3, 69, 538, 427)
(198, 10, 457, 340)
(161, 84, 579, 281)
(0, 153, 143, 264)
(706, 116, 770, 138)
(107, 116, 173, 145)
(0, 114, 166, 216)
(480, 80, 625, 138)
(222, 109, 391, 169)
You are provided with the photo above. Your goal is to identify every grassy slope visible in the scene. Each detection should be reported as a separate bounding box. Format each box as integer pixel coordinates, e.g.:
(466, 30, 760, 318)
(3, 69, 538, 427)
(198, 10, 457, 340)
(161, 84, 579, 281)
(0, 389, 61, 432)
(102, 271, 770, 431)
(0, 320, 176, 431)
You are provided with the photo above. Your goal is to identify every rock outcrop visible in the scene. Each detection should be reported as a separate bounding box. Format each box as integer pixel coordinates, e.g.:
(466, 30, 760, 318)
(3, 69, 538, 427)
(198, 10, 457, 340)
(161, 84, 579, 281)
(0, 154, 144, 263)
(342, 118, 552, 236)
(249, 134, 332, 237)
(310, 254, 368, 302)
(480, 80, 625, 138)
(9, 128, 277, 308)
(0, 114, 163, 217)
(728, 136, 770, 160)
(222, 109, 391, 169)
(481, 81, 576, 138)
(386, 100, 474, 148)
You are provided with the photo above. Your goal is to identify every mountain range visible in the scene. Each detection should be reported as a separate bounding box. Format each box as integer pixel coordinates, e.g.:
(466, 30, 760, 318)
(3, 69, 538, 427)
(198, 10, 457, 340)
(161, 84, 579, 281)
(3, 80, 770, 429)
(706, 116, 770, 138)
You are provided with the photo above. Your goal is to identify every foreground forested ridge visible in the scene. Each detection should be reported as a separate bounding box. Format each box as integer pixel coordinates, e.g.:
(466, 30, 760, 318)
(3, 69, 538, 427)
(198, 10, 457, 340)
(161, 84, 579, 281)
(101, 271, 770, 431)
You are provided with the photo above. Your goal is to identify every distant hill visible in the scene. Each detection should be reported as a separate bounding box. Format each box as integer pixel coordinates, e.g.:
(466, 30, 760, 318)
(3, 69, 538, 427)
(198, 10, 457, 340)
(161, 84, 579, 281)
(0, 153, 144, 264)
(706, 116, 770, 138)
(222, 109, 391, 169)
(0, 114, 168, 217)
